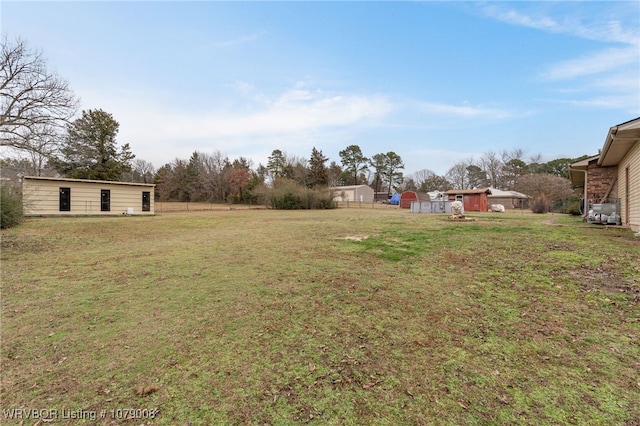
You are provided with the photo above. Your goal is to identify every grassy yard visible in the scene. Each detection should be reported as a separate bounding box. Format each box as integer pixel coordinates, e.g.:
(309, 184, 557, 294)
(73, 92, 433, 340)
(1, 208, 639, 425)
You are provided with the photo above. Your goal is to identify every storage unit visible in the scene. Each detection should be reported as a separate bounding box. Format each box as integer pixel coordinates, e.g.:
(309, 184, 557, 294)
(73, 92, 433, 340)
(22, 176, 155, 216)
(410, 200, 453, 214)
(330, 185, 375, 203)
(445, 188, 491, 212)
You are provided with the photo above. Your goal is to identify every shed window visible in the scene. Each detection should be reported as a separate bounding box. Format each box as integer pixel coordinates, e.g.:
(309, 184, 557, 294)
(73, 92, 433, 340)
(59, 187, 71, 211)
(142, 191, 151, 212)
(101, 189, 111, 212)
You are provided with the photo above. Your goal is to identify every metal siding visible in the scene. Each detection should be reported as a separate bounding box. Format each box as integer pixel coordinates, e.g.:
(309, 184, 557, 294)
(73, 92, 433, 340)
(619, 141, 640, 231)
(23, 179, 155, 216)
(463, 194, 488, 211)
(399, 191, 418, 209)
(356, 186, 374, 202)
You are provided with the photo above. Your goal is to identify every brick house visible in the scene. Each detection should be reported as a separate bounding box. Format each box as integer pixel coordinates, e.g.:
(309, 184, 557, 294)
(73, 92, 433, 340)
(569, 155, 618, 204)
(570, 117, 640, 231)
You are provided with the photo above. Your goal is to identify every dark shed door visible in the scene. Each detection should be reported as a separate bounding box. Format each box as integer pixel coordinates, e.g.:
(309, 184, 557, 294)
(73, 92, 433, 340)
(59, 187, 71, 211)
(101, 189, 111, 212)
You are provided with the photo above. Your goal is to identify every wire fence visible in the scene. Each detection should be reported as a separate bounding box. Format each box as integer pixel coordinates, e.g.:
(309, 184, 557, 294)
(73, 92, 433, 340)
(334, 201, 398, 209)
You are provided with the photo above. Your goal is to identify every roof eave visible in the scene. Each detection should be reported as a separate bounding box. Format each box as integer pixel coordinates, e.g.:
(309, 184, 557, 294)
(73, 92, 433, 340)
(597, 126, 618, 166)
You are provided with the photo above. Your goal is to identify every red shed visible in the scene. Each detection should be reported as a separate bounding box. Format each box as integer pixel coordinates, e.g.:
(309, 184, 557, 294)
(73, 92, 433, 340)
(445, 188, 492, 212)
(399, 191, 433, 209)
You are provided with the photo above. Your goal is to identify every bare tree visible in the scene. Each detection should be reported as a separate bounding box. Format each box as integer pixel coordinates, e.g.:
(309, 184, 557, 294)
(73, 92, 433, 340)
(413, 168, 436, 189)
(200, 150, 232, 201)
(2, 124, 60, 176)
(283, 154, 308, 186)
(515, 173, 573, 213)
(501, 149, 528, 190)
(1, 37, 78, 158)
(446, 159, 472, 190)
(132, 159, 155, 183)
(479, 151, 503, 189)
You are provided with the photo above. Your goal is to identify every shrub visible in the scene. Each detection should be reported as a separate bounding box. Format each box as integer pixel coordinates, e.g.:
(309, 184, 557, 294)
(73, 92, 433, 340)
(515, 173, 573, 214)
(530, 196, 549, 214)
(1, 183, 24, 229)
(255, 179, 336, 210)
(562, 196, 582, 215)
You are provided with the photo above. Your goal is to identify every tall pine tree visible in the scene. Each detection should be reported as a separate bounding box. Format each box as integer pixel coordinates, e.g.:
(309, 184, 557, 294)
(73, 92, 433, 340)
(55, 109, 134, 181)
(339, 145, 368, 185)
(308, 147, 329, 187)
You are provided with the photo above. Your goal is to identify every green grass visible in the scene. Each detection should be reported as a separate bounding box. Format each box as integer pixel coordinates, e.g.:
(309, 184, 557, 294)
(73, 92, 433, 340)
(2, 208, 639, 425)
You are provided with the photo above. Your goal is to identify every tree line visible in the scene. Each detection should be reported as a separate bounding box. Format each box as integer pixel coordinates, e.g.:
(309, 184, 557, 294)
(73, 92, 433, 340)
(2, 37, 583, 213)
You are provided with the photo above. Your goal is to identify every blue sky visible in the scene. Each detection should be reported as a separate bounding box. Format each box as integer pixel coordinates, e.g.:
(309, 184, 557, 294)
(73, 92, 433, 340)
(2, 1, 639, 176)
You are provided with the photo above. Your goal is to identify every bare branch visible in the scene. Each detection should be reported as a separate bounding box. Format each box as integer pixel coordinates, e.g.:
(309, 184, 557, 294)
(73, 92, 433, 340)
(0, 37, 78, 153)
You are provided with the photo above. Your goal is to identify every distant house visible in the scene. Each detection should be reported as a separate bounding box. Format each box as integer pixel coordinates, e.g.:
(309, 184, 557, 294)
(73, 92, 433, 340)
(445, 188, 492, 212)
(374, 191, 390, 202)
(22, 176, 155, 216)
(330, 185, 374, 203)
(487, 188, 530, 209)
(570, 117, 640, 231)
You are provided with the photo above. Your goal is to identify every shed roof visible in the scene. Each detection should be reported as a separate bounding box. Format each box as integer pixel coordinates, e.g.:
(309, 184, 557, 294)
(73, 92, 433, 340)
(23, 176, 155, 187)
(330, 185, 372, 191)
(487, 188, 530, 199)
(445, 188, 492, 195)
(400, 191, 432, 201)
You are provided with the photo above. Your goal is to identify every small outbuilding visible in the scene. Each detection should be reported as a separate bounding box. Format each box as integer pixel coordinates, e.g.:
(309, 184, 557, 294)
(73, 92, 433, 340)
(487, 188, 530, 209)
(22, 176, 155, 216)
(399, 191, 434, 209)
(445, 188, 492, 212)
(399, 191, 418, 208)
(330, 185, 374, 203)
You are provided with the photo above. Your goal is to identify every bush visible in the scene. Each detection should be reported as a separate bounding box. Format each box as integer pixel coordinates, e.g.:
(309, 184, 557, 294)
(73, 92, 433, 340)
(530, 196, 549, 214)
(255, 179, 336, 210)
(1, 183, 24, 229)
(562, 196, 582, 216)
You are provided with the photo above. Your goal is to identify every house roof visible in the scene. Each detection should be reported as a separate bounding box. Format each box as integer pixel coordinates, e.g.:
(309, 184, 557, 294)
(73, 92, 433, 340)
(487, 188, 530, 199)
(23, 176, 155, 187)
(598, 116, 640, 167)
(445, 188, 492, 195)
(330, 185, 373, 191)
(568, 155, 600, 187)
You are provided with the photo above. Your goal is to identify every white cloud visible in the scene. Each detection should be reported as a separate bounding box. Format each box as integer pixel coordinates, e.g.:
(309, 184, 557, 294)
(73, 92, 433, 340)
(151, 90, 391, 140)
(542, 46, 639, 80)
(77, 83, 393, 168)
(482, 5, 560, 33)
(481, 3, 639, 113)
(415, 101, 516, 120)
(480, 4, 639, 45)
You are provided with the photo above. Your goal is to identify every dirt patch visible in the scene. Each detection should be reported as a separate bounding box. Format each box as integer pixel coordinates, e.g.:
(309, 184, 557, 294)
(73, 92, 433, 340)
(566, 264, 639, 301)
(0, 233, 54, 253)
(338, 235, 369, 241)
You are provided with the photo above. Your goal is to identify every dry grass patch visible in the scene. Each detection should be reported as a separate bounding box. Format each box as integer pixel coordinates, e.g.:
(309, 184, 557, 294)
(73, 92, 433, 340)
(2, 209, 639, 424)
